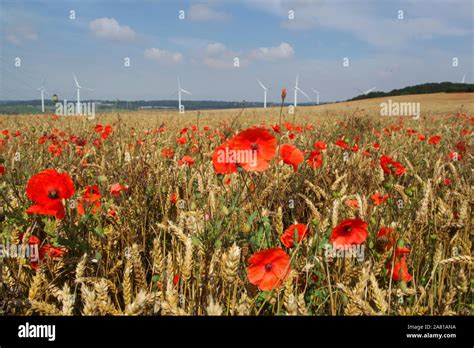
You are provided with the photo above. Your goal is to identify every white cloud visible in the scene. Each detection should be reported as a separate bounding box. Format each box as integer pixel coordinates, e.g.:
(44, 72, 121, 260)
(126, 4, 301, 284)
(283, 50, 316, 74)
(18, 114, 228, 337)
(198, 42, 247, 69)
(89, 17, 136, 42)
(5, 25, 37, 45)
(188, 4, 229, 22)
(205, 42, 227, 55)
(144, 48, 184, 64)
(249, 42, 294, 60)
(245, 0, 472, 48)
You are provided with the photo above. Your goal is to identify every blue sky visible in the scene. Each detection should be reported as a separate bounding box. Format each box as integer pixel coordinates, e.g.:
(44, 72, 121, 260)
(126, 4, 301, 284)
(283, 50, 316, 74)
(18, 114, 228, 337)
(0, 0, 472, 102)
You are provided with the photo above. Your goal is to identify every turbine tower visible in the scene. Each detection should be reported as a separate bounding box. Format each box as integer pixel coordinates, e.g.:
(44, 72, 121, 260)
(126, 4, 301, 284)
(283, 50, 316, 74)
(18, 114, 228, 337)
(177, 77, 192, 112)
(73, 73, 93, 114)
(257, 79, 268, 108)
(293, 75, 311, 107)
(37, 80, 46, 112)
(312, 89, 320, 105)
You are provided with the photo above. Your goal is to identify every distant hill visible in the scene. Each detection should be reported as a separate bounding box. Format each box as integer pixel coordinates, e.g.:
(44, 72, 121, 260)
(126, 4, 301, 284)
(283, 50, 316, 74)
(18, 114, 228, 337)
(349, 82, 474, 101)
(0, 99, 290, 114)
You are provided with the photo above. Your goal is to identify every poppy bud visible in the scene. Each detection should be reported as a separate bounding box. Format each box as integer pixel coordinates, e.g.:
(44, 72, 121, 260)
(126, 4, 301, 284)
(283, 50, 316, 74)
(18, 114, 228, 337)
(281, 88, 287, 101)
(221, 206, 229, 216)
(383, 178, 394, 189)
(242, 223, 252, 234)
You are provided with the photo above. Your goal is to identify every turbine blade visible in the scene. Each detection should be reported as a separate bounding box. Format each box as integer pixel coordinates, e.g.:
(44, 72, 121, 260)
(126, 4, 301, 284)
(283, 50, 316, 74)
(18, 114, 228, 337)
(297, 87, 311, 101)
(256, 79, 267, 90)
(312, 88, 319, 94)
(73, 73, 81, 88)
(178, 77, 181, 90)
(295, 75, 299, 88)
(180, 89, 192, 95)
(365, 87, 376, 94)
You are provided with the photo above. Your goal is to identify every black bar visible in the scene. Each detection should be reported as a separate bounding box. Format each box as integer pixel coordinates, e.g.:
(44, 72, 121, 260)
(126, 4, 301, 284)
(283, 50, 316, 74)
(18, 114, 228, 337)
(0, 316, 472, 346)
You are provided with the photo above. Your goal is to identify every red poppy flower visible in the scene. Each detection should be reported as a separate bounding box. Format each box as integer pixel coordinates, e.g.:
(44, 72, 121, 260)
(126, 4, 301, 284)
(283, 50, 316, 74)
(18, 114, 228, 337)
(0, 165, 5, 176)
(308, 150, 323, 169)
(40, 244, 66, 259)
(162, 148, 175, 158)
(48, 144, 63, 157)
(417, 134, 426, 141)
(271, 125, 281, 133)
(454, 141, 467, 153)
(345, 199, 359, 209)
(173, 274, 180, 286)
(429, 135, 441, 145)
(177, 137, 187, 145)
(77, 185, 101, 216)
(335, 139, 349, 150)
(178, 155, 195, 166)
(448, 151, 461, 161)
(20, 234, 66, 270)
(373, 143, 381, 150)
(280, 223, 309, 248)
(330, 218, 368, 250)
(376, 227, 398, 250)
(247, 248, 290, 291)
(26, 169, 75, 220)
(280, 144, 304, 172)
(388, 257, 412, 283)
(170, 192, 177, 205)
(212, 142, 238, 174)
(110, 183, 128, 196)
(314, 141, 326, 150)
(380, 154, 406, 176)
(371, 192, 389, 206)
(225, 127, 277, 172)
(94, 125, 103, 133)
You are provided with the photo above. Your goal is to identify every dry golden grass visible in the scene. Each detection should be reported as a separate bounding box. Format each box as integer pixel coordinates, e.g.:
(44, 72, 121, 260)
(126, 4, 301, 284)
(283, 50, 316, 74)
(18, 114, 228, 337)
(0, 93, 472, 316)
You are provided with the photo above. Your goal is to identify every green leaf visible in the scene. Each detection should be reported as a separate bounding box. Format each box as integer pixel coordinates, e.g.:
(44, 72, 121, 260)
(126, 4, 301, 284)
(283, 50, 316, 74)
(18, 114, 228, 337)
(247, 211, 258, 225)
(43, 218, 58, 237)
(94, 226, 104, 237)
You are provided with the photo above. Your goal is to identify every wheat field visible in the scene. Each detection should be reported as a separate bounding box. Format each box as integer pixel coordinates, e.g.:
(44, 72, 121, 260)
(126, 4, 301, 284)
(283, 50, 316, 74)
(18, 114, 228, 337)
(0, 93, 472, 316)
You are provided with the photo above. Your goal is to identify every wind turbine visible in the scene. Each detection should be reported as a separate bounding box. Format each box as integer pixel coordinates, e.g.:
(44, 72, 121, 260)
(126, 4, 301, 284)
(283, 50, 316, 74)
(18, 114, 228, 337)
(257, 79, 269, 108)
(357, 86, 376, 95)
(364, 86, 376, 94)
(312, 88, 320, 105)
(177, 77, 192, 112)
(37, 79, 46, 112)
(73, 73, 93, 114)
(293, 75, 311, 107)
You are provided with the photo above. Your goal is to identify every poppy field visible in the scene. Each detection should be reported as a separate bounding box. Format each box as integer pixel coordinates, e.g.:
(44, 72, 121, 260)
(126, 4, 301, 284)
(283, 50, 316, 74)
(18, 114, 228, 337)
(0, 93, 472, 316)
